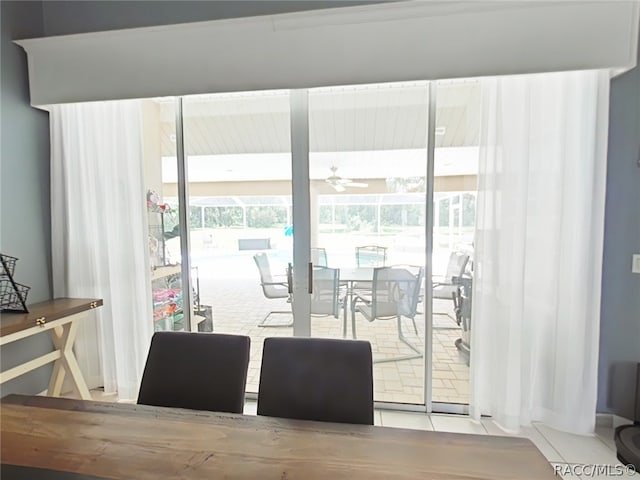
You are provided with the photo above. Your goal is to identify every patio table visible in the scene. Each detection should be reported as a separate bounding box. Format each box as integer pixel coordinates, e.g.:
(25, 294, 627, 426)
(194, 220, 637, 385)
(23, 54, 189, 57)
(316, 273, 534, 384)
(337, 267, 374, 336)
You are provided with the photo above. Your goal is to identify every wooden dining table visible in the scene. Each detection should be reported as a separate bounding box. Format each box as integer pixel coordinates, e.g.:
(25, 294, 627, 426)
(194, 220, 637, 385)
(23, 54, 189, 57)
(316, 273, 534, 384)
(1, 394, 556, 479)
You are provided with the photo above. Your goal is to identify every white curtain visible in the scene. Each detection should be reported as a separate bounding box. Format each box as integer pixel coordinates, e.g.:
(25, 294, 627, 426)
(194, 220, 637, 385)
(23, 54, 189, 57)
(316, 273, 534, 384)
(469, 70, 610, 434)
(50, 100, 154, 401)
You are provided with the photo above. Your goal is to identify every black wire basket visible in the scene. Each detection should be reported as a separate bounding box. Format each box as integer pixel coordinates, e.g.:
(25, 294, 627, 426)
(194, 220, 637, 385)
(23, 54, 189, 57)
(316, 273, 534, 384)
(0, 253, 17, 277)
(0, 281, 30, 312)
(0, 253, 29, 313)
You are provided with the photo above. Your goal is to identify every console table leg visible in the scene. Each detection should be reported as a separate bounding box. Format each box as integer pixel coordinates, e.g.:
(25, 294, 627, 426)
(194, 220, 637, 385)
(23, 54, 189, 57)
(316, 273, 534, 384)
(48, 326, 68, 396)
(47, 318, 91, 400)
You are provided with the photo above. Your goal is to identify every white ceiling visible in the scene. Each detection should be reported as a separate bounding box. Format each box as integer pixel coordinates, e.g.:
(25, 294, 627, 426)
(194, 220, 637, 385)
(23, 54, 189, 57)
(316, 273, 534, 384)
(162, 146, 479, 183)
(156, 81, 481, 157)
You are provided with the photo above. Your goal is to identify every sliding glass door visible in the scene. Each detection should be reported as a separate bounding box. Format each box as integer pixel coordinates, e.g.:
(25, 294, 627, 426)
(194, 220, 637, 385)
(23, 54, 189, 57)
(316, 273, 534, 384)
(146, 81, 479, 411)
(306, 83, 430, 404)
(430, 80, 480, 409)
(181, 91, 294, 393)
(141, 98, 191, 334)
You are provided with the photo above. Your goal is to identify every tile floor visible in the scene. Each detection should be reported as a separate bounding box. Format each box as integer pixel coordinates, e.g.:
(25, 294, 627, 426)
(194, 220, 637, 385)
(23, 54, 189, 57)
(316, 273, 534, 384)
(246, 398, 636, 479)
(87, 390, 635, 478)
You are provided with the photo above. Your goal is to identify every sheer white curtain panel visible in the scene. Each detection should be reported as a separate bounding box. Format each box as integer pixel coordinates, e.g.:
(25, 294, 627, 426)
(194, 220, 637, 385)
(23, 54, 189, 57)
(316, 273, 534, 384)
(470, 70, 610, 434)
(50, 100, 154, 401)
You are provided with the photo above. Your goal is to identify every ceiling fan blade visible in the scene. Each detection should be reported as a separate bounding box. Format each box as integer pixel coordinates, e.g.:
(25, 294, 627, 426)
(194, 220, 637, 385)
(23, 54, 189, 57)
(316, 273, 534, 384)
(345, 182, 368, 188)
(332, 183, 346, 192)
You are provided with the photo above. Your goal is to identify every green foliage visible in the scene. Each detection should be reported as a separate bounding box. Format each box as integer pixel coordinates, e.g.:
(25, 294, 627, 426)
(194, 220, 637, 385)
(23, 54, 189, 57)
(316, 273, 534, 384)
(320, 204, 426, 231)
(319, 205, 333, 224)
(204, 206, 244, 228)
(165, 195, 475, 233)
(380, 204, 425, 227)
(462, 193, 476, 227)
(332, 205, 376, 232)
(163, 204, 179, 232)
(437, 194, 476, 228)
(246, 206, 287, 228)
(190, 206, 202, 229)
(438, 198, 450, 227)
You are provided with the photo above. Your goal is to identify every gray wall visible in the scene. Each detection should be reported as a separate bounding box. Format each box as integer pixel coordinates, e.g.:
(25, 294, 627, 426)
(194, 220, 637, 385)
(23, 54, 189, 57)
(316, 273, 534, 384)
(3, 1, 639, 414)
(597, 35, 640, 416)
(1, 0, 53, 395)
(1, 0, 378, 396)
(41, 0, 378, 36)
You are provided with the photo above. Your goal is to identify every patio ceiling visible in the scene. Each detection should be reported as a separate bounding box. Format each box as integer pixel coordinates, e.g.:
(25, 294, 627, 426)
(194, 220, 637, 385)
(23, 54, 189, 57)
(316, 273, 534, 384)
(161, 147, 479, 184)
(157, 81, 480, 156)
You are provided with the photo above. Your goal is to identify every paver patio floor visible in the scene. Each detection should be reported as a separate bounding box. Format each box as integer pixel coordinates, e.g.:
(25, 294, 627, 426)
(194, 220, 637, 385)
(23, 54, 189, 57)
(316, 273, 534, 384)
(196, 273, 469, 405)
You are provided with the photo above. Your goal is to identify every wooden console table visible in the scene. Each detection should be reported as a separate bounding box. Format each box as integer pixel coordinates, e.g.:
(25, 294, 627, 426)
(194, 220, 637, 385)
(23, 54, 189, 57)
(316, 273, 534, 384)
(0, 298, 103, 400)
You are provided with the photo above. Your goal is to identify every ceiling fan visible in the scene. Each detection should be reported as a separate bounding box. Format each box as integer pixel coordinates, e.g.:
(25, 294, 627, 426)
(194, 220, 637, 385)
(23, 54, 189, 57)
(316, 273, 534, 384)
(325, 166, 368, 192)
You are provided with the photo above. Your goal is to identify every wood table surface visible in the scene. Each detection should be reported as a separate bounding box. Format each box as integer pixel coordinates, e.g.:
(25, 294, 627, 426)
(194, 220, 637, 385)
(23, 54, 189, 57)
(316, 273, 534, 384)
(1, 394, 556, 480)
(0, 298, 102, 339)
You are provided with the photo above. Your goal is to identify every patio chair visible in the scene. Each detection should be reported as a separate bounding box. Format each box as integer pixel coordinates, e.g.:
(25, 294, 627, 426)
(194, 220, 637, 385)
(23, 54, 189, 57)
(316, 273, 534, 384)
(310, 266, 350, 336)
(433, 251, 470, 319)
(353, 245, 388, 294)
(351, 265, 424, 363)
(257, 337, 374, 425)
(138, 332, 250, 414)
(452, 275, 472, 366)
(253, 253, 292, 327)
(310, 247, 328, 267)
(356, 245, 387, 267)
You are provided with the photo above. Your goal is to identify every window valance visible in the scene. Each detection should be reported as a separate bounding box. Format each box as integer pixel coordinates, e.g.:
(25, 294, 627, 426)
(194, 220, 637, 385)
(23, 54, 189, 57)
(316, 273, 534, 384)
(16, 1, 639, 107)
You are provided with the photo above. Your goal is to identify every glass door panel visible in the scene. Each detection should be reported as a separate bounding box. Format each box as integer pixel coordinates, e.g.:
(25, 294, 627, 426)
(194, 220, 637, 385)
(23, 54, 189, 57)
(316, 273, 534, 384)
(141, 98, 189, 333)
(308, 82, 430, 404)
(182, 91, 293, 394)
(430, 80, 480, 406)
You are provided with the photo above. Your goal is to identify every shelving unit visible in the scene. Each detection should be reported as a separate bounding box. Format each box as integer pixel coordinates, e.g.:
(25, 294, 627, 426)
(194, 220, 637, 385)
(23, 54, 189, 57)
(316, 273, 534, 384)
(151, 265, 181, 282)
(146, 191, 211, 332)
(151, 267, 183, 332)
(150, 266, 210, 332)
(147, 211, 166, 269)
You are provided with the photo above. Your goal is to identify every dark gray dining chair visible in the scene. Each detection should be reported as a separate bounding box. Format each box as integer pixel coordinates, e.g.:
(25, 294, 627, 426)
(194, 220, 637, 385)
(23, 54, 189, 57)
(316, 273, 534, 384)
(137, 331, 250, 414)
(257, 337, 374, 425)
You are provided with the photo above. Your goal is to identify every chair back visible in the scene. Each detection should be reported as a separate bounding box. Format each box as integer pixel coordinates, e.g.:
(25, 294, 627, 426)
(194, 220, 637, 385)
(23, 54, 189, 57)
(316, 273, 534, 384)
(356, 245, 387, 267)
(310, 247, 328, 267)
(257, 337, 374, 425)
(444, 252, 470, 282)
(253, 253, 288, 299)
(138, 332, 250, 414)
(310, 266, 340, 317)
(371, 265, 423, 320)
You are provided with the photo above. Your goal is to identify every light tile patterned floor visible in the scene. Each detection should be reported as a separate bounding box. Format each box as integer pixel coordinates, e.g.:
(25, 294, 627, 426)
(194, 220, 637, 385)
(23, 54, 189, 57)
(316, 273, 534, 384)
(196, 272, 469, 405)
(245, 398, 634, 478)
